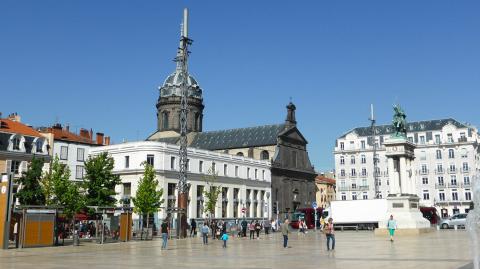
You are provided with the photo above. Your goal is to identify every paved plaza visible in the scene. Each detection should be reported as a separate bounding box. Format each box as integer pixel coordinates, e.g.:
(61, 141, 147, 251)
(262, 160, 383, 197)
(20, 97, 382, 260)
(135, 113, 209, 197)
(0, 230, 474, 269)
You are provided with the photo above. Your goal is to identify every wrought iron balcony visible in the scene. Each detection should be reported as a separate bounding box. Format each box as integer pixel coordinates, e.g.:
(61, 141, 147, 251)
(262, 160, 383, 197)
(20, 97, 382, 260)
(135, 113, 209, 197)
(461, 167, 470, 173)
(462, 182, 471, 188)
(435, 183, 446, 189)
(435, 169, 444, 175)
(448, 182, 460, 188)
(349, 173, 357, 178)
(448, 168, 457, 174)
(360, 172, 368, 178)
(418, 169, 429, 175)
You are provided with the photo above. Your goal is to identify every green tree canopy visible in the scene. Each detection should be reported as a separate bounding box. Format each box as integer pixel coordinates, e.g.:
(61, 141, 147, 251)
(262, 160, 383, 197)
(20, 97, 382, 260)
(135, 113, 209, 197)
(203, 167, 221, 218)
(43, 156, 84, 218)
(132, 162, 164, 216)
(83, 152, 121, 208)
(16, 157, 46, 205)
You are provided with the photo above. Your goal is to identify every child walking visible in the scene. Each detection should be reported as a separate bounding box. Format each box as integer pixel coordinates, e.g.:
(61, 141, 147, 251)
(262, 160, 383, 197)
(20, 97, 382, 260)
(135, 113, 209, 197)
(221, 232, 229, 248)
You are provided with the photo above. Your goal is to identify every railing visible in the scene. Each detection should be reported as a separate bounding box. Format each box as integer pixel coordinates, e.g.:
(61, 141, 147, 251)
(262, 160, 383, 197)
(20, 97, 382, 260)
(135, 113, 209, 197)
(462, 182, 471, 188)
(448, 168, 457, 174)
(461, 167, 470, 173)
(435, 183, 446, 189)
(448, 182, 460, 188)
(418, 169, 429, 175)
(458, 137, 468, 142)
(349, 173, 357, 178)
(435, 169, 444, 175)
(338, 174, 346, 179)
(360, 172, 368, 178)
(337, 185, 370, 191)
(337, 186, 349, 192)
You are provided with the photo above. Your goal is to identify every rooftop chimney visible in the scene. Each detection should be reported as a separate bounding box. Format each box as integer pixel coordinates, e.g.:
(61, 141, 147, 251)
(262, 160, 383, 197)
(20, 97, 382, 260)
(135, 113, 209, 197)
(79, 128, 90, 139)
(104, 136, 111, 145)
(8, 113, 21, 122)
(53, 123, 62, 129)
(96, 132, 104, 145)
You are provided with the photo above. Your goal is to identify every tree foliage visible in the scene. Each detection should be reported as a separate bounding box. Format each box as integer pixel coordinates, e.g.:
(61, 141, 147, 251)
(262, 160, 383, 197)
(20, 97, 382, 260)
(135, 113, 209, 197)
(83, 152, 121, 208)
(203, 167, 221, 217)
(43, 156, 84, 218)
(15, 157, 46, 205)
(132, 162, 164, 216)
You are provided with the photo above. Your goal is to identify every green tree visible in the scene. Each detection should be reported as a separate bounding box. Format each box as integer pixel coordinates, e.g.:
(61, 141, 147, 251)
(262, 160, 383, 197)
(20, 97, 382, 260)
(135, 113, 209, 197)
(203, 167, 221, 218)
(16, 157, 46, 205)
(132, 162, 164, 240)
(43, 156, 84, 218)
(83, 152, 121, 208)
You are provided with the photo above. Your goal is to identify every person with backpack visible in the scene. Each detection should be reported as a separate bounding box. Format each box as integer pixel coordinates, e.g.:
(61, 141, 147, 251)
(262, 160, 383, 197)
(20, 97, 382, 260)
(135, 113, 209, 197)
(221, 232, 229, 248)
(201, 222, 210, 245)
(324, 218, 335, 251)
(241, 219, 248, 237)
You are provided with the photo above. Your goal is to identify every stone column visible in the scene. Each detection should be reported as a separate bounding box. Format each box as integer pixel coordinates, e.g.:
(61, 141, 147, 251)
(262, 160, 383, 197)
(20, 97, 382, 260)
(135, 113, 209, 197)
(257, 191, 262, 218)
(189, 183, 196, 219)
(249, 190, 255, 218)
(388, 158, 398, 195)
(227, 187, 234, 218)
(399, 157, 408, 194)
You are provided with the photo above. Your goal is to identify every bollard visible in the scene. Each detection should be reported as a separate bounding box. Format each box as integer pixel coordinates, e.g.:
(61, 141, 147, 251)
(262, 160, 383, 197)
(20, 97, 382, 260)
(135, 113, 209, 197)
(73, 234, 80, 246)
(454, 225, 458, 230)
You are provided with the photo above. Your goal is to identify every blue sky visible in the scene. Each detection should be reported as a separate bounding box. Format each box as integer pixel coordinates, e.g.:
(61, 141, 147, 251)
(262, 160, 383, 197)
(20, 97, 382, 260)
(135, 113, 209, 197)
(1, 1, 479, 172)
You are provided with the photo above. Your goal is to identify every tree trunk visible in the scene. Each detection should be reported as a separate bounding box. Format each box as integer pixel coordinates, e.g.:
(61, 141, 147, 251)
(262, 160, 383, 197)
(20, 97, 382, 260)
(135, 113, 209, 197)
(146, 212, 150, 240)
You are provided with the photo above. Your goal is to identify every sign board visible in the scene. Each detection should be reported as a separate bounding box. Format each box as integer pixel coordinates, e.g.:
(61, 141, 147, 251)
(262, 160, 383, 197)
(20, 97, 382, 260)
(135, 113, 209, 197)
(312, 202, 317, 209)
(241, 208, 246, 213)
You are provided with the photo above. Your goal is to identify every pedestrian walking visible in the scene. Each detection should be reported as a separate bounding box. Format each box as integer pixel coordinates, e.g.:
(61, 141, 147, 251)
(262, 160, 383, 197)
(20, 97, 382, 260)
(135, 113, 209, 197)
(201, 222, 210, 245)
(271, 219, 277, 232)
(190, 219, 197, 237)
(241, 219, 248, 237)
(249, 221, 256, 239)
(161, 219, 169, 249)
(221, 232, 229, 248)
(324, 218, 335, 251)
(211, 221, 217, 239)
(281, 219, 290, 248)
(263, 219, 271, 235)
(320, 217, 325, 231)
(255, 220, 261, 239)
(387, 215, 397, 242)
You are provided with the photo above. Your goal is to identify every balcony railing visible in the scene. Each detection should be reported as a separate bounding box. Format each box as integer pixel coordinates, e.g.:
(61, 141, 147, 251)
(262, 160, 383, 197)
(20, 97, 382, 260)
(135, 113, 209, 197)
(418, 169, 429, 175)
(434, 198, 471, 206)
(336, 185, 369, 191)
(349, 173, 357, 178)
(461, 167, 470, 173)
(448, 182, 460, 188)
(448, 168, 457, 174)
(338, 174, 346, 179)
(435, 169, 444, 175)
(360, 172, 368, 178)
(435, 183, 446, 189)
(462, 182, 471, 188)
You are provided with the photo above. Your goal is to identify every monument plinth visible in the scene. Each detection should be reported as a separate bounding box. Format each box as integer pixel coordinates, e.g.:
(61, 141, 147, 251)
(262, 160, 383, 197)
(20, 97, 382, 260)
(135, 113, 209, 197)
(375, 105, 432, 235)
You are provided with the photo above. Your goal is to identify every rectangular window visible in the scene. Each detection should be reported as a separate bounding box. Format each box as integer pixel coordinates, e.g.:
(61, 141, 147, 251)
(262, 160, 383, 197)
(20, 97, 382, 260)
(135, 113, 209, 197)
(362, 192, 368, 200)
(423, 190, 430, 200)
(247, 168, 250, 179)
(466, 191, 472, 201)
(447, 133, 453, 143)
(10, 160, 20, 174)
(199, 161, 203, 173)
(438, 176, 444, 185)
(436, 164, 443, 173)
(212, 162, 216, 173)
(448, 149, 455, 159)
(125, 156, 130, 168)
(462, 162, 469, 172)
(421, 164, 428, 174)
(435, 134, 441, 144)
(340, 169, 345, 177)
(262, 170, 265, 180)
(449, 164, 456, 173)
(75, 165, 84, 179)
(420, 136, 425, 144)
(254, 169, 258, 179)
(147, 154, 154, 166)
(170, 156, 175, 170)
(439, 192, 445, 201)
(224, 164, 228, 176)
(123, 183, 131, 196)
(340, 142, 344, 150)
(235, 166, 239, 177)
(352, 193, 357, 200)
(464, 176, 470, 186)
(450, 175, 457, 186)
(436, 150, 442, 160)
(340, 156, 345, 165)
(60, 146, 68, 160)
(361, 141, 365, 149)
(452, 191, 458, 201)
(361, 155, 366, 164)
(76, 148, 85, 162)
(341, 193, 346, 201)
(350, 156, 355, 165)
(186, 159, 190, 171)
(422, 177, 428, 185)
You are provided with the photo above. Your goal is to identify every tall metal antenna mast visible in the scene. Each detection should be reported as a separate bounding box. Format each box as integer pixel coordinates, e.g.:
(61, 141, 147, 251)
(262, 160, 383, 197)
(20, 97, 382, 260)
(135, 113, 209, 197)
(369, 104, 380, 199)
(175, 8, 192, 239)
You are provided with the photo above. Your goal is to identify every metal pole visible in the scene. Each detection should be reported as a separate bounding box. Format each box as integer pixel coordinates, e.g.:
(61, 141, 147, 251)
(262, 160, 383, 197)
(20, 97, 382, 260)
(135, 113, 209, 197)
(370, 104, 380, 199)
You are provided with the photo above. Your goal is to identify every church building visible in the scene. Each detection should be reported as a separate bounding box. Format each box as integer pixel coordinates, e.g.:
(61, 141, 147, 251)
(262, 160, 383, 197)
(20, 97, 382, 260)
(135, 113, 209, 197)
(147, 17, 317, 216)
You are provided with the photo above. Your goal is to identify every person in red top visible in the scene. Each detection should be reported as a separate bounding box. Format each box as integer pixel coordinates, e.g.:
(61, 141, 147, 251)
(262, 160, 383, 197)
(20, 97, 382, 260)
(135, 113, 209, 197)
(324, 218, 335, 251)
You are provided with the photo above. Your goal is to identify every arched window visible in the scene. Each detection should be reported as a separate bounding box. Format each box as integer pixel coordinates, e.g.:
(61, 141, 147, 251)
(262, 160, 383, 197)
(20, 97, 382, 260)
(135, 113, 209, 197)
(236, 152, 244, 157)
(162, 112, 169, 130)
(194, 112, 200, 131)
(260, 150, 269, 160)
(12, 137, 21, 150)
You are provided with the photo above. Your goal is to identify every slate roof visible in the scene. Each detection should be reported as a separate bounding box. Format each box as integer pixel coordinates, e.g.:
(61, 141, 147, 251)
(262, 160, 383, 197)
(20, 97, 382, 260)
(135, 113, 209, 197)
(154, 136, 181, 145)
(189, 124, 286, 150)
(339, 118, 469, 138)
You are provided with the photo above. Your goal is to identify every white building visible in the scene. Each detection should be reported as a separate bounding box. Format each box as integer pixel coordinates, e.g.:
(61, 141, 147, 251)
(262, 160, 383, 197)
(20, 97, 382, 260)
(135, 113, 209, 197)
(334, 118, 479, 218)
(39, 124, 110, 182)
(89, 141, 272, 226)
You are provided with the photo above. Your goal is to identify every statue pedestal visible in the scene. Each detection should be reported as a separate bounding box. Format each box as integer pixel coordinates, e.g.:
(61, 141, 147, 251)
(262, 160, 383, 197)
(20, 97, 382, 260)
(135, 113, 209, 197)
(375, 195, 432, 235)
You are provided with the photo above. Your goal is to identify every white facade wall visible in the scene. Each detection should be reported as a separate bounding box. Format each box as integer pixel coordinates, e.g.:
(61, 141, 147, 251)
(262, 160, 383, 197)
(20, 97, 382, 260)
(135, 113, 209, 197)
(52, 140, 93, 181)
(334, 121, 479, 217)
(90, 141, 272, 225)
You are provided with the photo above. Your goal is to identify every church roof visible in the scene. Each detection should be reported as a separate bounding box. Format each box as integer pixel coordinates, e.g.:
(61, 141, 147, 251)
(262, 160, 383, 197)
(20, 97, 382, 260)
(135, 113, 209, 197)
(339, 118, 469, 138)
(189, 124, 286, 150)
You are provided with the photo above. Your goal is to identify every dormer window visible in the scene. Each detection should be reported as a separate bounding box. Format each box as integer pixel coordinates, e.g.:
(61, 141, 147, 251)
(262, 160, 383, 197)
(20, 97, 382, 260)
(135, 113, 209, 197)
(35, 138, 45, 153)
(12, 137, 20, 150)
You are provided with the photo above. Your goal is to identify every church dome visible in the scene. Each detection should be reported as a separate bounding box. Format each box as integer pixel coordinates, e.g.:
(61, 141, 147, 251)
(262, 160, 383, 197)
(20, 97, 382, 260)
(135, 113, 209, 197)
(159, 70, 203, 99)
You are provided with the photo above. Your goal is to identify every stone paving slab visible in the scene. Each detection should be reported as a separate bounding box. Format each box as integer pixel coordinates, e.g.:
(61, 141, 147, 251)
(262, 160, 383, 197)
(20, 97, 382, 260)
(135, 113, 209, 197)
(0, 230, 473, 269)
